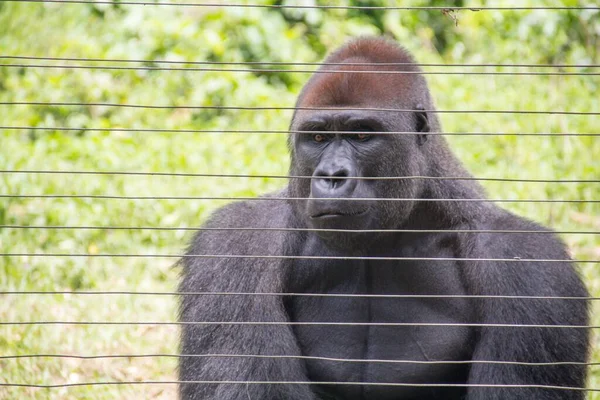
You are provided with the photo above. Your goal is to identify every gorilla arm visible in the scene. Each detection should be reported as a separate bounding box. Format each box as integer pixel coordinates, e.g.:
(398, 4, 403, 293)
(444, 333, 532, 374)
(462, 213, 589, 400)
(178, 195, 317, 400)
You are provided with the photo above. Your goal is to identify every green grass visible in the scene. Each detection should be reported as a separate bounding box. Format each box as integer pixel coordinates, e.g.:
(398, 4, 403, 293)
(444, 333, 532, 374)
(1, 2, 599, 399)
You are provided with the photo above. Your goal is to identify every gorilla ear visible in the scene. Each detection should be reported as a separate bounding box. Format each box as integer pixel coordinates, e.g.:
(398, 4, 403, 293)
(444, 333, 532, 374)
(415, 104, 430, 146)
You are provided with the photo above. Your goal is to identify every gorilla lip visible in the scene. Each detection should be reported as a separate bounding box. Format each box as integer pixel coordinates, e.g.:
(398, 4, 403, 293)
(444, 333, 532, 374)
(310, 209, 368, 219)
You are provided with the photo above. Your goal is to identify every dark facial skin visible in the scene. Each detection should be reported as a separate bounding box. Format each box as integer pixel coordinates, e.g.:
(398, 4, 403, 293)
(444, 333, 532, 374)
(298, 113, 388, 229)
(290, 109, 428, 249)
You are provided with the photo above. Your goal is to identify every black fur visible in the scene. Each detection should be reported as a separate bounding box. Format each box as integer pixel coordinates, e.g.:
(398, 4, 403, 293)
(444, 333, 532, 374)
(179, 37, 589, 400)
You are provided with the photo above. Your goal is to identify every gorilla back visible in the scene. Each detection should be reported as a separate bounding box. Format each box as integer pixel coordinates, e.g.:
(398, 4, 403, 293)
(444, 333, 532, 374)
(179, 38, 589, 400)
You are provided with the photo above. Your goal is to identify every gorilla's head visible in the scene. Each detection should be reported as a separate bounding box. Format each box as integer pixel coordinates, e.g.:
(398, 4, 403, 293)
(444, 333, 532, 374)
(287, 38, 441, 249)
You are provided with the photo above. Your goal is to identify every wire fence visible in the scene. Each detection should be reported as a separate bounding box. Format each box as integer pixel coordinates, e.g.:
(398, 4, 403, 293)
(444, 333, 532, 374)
(1, 1, 599, 396)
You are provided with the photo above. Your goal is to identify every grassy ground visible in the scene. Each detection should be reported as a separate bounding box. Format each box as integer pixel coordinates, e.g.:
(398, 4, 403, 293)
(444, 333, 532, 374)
(1, 3, 599, 399)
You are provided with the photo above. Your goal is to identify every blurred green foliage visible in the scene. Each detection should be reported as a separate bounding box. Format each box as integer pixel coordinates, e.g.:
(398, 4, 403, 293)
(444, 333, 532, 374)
(0, 1, 599, 399)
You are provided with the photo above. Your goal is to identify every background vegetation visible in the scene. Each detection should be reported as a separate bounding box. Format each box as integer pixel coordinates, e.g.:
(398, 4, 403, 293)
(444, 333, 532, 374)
(1, 0, 599, 399)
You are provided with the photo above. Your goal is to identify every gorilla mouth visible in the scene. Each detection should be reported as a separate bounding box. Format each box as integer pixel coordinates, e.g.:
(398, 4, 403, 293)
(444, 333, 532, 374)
(310, 209, 368, 219)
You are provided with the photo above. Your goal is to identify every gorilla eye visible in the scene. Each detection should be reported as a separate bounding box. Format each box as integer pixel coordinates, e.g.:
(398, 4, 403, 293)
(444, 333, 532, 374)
(313, 134, 326, 143)
(355, 133, 371, 141)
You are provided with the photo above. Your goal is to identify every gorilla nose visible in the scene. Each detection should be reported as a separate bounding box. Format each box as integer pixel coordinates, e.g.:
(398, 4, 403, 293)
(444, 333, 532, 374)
(311, 166, 358, 198)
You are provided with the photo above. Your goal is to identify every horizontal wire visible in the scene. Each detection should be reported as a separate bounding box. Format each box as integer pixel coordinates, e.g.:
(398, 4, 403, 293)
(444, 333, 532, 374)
(2, 102, 599, 115)
(0, 291, 596, 300)
(5, 1, 600, 11)
(0, 321, 595, 328)
(0, 381, 595, 391)
(2, 225, 597, 235)
(1, 195, 596, 203)
(0, 353, 595, 367)
(2, 55, 600, 69)
(2, 170, 598, 184)
(3, 63, 599, 76)
(3, 126, 599, 137)
(0, 381, 596, 391)
(4, 253, 598, 263)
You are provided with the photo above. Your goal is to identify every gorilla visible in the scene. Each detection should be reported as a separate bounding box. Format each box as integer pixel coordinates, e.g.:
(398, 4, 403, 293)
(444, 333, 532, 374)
(179, 37, 589, 400)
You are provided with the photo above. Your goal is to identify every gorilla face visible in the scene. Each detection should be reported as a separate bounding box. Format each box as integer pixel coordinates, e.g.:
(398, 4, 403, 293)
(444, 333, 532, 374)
(290, 109, 428, 248)
(284, 40, 435, 250)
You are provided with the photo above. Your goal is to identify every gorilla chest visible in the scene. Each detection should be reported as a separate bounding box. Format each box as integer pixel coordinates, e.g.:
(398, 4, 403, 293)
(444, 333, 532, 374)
(285, 256, 475, 399)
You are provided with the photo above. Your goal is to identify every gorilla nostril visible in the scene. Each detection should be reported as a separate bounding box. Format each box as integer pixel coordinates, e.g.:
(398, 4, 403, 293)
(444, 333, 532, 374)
(329, 170, 349, 189)
(315, 169, 350, 189)
(331, 169, 349, 178)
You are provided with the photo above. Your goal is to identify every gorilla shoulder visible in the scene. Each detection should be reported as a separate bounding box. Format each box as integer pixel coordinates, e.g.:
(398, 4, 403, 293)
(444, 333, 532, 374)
(184, 189, 292, 256)
(490, 209, 572, 260)
(476, 209, 587, 298)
